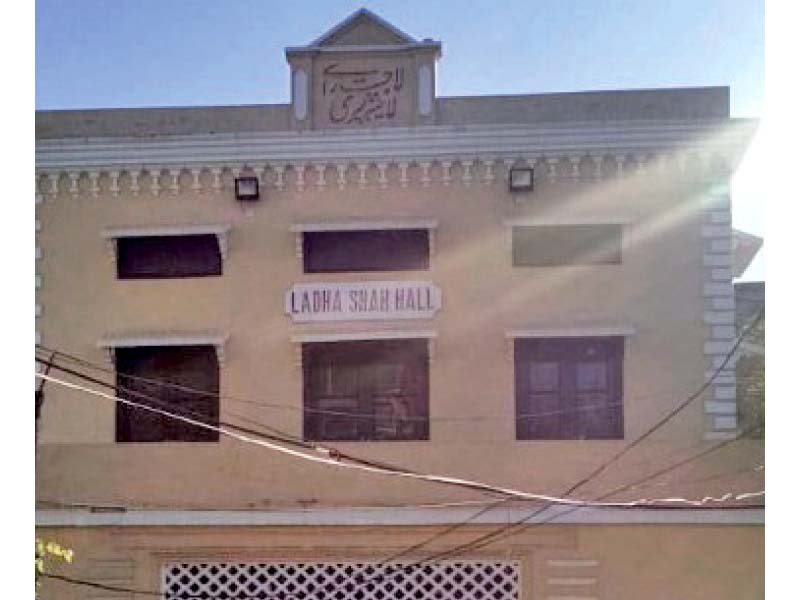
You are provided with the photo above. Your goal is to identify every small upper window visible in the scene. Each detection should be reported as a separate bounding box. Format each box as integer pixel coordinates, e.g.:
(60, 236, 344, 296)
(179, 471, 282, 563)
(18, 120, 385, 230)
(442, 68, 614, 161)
(303, 229, 430, 273)
(115, 345, 219, 443)
(515, 337, 624, 440)
(512, 225, 623, 266)
(117, 235, 222, 279)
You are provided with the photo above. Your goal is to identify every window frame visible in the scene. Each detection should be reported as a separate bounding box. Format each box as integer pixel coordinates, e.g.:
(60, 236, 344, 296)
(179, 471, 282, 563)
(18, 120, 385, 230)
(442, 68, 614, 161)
(102, 224, 231, 280)
(302, 338, 430, 442)
(514, 335, 625, 440)
(106, 338, 225, 444)
(292, 221, 437, 274)
(504, 219, 630, 268)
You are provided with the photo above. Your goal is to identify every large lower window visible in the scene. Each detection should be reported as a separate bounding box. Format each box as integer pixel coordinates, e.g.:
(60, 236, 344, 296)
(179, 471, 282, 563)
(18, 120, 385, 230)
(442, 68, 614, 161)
(515, 337, 623, 440)
(303, 339, 429, 441)
(116, 345, 219, 442)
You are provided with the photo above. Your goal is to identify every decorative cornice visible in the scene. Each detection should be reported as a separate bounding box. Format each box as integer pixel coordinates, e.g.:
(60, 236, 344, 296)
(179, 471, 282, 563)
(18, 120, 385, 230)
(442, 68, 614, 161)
(34, 120, 755, 198)
(36, 120, 754, 169)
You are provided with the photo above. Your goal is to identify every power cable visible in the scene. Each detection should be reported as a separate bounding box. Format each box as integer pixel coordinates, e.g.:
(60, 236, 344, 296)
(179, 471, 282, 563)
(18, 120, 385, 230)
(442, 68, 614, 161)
(36, 345, 631, 441)
(35, 460, 762, 513)
(300, 311, 765, 594)
(38, 370, 686, 509)
(402, 424, 764, 564)
(36, 311, 764, 599)
(35, 343, 703, 424)
(35, 368, 763, 600)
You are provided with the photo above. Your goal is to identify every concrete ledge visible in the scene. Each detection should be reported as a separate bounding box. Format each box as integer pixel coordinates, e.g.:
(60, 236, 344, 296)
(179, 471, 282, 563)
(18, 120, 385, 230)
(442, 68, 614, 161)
(703, 310, 735, 324)
(35, 506, 765, 527)
(705, 401, 737, 415)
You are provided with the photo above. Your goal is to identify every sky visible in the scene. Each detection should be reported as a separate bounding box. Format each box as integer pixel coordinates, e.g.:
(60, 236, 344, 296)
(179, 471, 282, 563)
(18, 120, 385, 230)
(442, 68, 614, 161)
(35, 0, 765, 279)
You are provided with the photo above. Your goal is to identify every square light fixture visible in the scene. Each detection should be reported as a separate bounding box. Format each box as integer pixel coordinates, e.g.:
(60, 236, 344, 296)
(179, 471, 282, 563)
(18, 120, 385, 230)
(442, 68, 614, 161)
(234, 176, 260, 201)
(509, 167, 534, 192)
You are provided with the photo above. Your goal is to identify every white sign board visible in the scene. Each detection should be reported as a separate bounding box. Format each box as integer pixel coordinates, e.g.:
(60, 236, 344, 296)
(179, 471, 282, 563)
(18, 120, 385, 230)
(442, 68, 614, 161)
(286, 281, 442, 322)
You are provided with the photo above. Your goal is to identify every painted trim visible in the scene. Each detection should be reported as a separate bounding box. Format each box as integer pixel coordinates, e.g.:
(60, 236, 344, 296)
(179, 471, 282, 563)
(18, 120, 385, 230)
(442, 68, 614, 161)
(35, 120, 756, 170)
(503, 216, 634, 226)
(505, 327, 636, 339)
(102, 224, 232, 261)
(291, 219, 438, 232)
(286, 43, 441, 54)
(35, 506, 764, 527)
(291, 330, 437, 343)
(305, 8, 419, 47)
(97, 331, 229, 365)
(547, 560, 600, 568)
(98, 331, 228, 348)
(101, 223, 231, 239)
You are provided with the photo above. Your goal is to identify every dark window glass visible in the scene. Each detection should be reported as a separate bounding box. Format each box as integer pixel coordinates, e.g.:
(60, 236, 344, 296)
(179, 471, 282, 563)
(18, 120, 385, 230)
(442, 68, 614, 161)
(512, 225, 622, 266)
(515, 337, 623, 440)
(303, 230, 429, 273)
(117, 235, 222, 279)
(303, 339, 429, 441)
(116, 345, 219, 442)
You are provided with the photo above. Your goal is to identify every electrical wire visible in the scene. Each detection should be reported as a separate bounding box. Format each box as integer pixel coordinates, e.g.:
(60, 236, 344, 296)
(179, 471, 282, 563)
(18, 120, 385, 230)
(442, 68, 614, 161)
(399, 423, 764, 564)
(34, 360, 763, 600)
(35, 460, 762, 513)
(37, 346, 631, 439)
(38, 370, 690, 510)
(36, 310, 764, 599)
(297, 311, 766, 593)
(37, 430, 763, 600)
(40, 354, 758, 512)
(35, 343, 705, 424)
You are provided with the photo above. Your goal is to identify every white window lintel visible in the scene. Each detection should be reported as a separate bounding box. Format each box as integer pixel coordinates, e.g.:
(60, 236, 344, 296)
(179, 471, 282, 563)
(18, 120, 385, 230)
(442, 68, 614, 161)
(98, 331, 229, 366)
(101, 224, 232, 261)
(505, 326, 635, 362)
(291, 220, 438, 233)
(290, 330, 437, 368)
(502, 216, 634, 227)
(292, 220, 438, 259)
(291, 330, 437, 343)
(505, 326, 636, 339)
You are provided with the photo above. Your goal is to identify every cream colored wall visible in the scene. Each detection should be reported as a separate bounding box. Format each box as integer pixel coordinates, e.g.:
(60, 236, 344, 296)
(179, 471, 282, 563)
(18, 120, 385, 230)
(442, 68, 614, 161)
(36, 163, 725, 509)
(36, 523, 764, 600)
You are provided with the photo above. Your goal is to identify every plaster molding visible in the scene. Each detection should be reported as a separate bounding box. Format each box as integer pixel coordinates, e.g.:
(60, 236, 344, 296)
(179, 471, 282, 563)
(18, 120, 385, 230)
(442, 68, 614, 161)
(35, 506, 764, 527)
(700, 186, 737, 435)
(35, 122, 754, 196)
(290, 219, 438, 233)
(97, 331, 229, 366)
(101, 223, 232, 261)
(505, 326, 636, 339)
(290, 330, 437, 343)
(503, 216, 634, 227)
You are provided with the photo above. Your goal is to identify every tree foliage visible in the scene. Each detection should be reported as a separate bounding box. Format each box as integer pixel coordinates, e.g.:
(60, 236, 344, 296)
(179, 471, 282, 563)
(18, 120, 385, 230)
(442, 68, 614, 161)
(35, 538, 73, 597)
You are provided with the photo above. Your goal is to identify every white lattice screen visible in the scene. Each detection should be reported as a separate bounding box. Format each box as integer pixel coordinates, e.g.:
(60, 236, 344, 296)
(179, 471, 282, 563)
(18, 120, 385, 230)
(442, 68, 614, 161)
(163, 561, 520, 600)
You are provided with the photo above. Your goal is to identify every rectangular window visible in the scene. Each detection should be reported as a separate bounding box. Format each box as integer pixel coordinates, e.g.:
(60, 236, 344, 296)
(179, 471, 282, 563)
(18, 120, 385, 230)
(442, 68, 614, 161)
(303, 229, 430, 273)
(515, 337, 623, 440)
(512, 225, 623, 266)
(116, 345, 219, 442)
(303, 339, 429, 441)
(117, 235, 222, 279)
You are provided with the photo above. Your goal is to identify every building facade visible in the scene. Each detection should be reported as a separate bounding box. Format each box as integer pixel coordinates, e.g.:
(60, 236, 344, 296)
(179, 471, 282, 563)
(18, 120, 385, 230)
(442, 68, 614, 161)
(36, 9, 763, 599)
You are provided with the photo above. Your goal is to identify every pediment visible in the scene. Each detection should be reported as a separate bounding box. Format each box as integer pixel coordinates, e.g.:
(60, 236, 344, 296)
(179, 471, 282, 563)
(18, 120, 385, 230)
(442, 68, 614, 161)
(311, 8, 416, 46)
